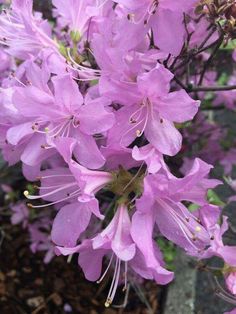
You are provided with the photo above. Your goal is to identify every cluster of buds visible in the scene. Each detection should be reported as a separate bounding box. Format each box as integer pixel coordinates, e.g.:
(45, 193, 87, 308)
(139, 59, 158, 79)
(196, 0, 236, 40)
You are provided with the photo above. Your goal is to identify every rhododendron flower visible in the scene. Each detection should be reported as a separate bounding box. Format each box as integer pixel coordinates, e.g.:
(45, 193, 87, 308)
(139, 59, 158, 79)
(0, 0, 58, 59)
(203, 216, 236, 266)
(56, 204, 173, 307)
(7, 63, 114, 169)
(28, 216, 55, 264)
(25, 163, 112, 247)
(1, 0, 236, 310)
(53, 0, 107, 37)
(107, 65, 199, 156)
(131, 158, 220, 257)
(10, 202, 29, 227)
(225, 309, 236, 314)
(115, 0, 197, 56)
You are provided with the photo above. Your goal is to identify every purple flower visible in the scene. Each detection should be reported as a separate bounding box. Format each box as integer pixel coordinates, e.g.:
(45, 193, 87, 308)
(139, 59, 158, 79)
(107, 65, 199, 156)
(0, 0, 58, 60)
(53, 0, 104, 37)
(24, 138, 113, 246)
(115, 0, 197, 56)
(28, 216, 55, 264)
(7, 63, 114, 169)
(56, 203, 173, 306)
(132, 158, 221, 257)
(10, 202, 29, 228)
(225, 309, 236, 314)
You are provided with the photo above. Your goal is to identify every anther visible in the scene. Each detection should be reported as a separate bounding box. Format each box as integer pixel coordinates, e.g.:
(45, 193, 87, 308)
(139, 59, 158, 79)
(192, 235, 197, 241)
(129, 118, 137, 124)
(136, 130, 142, 137)
(32, 125, 38, 131)
(24, 190, 29, 197)
(105, 298, 112, 308)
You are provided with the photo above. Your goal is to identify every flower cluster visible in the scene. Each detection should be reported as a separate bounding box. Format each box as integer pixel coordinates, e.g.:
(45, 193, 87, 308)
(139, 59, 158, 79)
(0, 0, 236, 310)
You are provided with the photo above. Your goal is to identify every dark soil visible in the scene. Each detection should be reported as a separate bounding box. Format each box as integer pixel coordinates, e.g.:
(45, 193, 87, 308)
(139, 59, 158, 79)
(0, 222, 163, 314)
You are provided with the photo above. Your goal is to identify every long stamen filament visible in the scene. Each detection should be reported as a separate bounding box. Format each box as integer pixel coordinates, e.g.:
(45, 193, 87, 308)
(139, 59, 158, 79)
(27, 189, 81, 209)
(97, 253, 114, 284)
(24, 182, 78, 200)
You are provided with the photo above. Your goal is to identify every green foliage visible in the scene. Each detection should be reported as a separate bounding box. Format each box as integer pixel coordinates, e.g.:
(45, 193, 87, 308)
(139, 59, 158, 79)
(188, 203, 200, 212)
(220, 39, 236, 51)
(207, 189, 225, 207)
(157, 238, 177, 271)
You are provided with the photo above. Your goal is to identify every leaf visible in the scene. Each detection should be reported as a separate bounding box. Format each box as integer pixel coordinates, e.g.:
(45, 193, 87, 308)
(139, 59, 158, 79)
(220, 39, 236, 51)
(188, 203, 200, 212)
(207, 189, 225, 207)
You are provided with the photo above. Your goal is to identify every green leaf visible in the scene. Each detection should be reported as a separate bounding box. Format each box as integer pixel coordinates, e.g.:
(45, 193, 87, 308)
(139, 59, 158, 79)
(188, 203, 200, 212)
(220, 39, 236, 51)
(157, 238, 176, 271)
(207, 189, 225, 207)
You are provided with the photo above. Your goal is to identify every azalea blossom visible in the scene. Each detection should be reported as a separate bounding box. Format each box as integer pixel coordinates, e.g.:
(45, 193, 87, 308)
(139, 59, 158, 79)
(0, 0, 235, 311)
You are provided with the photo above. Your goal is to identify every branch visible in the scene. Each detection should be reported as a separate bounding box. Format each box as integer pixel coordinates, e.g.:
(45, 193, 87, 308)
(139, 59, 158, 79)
(198, 34, 224, 85)
(172, 33, 222, 72)
(190, 85, 236, 92)
(173, 76, 236, 92)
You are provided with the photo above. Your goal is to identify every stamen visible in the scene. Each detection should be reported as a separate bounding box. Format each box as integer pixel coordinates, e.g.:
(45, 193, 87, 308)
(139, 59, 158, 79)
(123, 162, 144, 192)
(24, 182, 78, 200)
(147, 0, 158, 15)
(214, 277, 236, 305)
(97, 253, 114, 284)
(105, 258, 121, 307)
(123, 262, 128, 292)
(136, 130, 142, 137)
(10, 72, 27, 87)
(120, 105, 148, 145)
(39, 174, 74, 179)
(67, 48, 101, 81)
(26, 189, 81, 209)
(157, 199, 203, 251)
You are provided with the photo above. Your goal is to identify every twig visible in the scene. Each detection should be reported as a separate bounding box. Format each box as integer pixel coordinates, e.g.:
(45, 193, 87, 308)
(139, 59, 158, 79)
(198, 34, 224, 85)
(190, 84, 236, 92)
